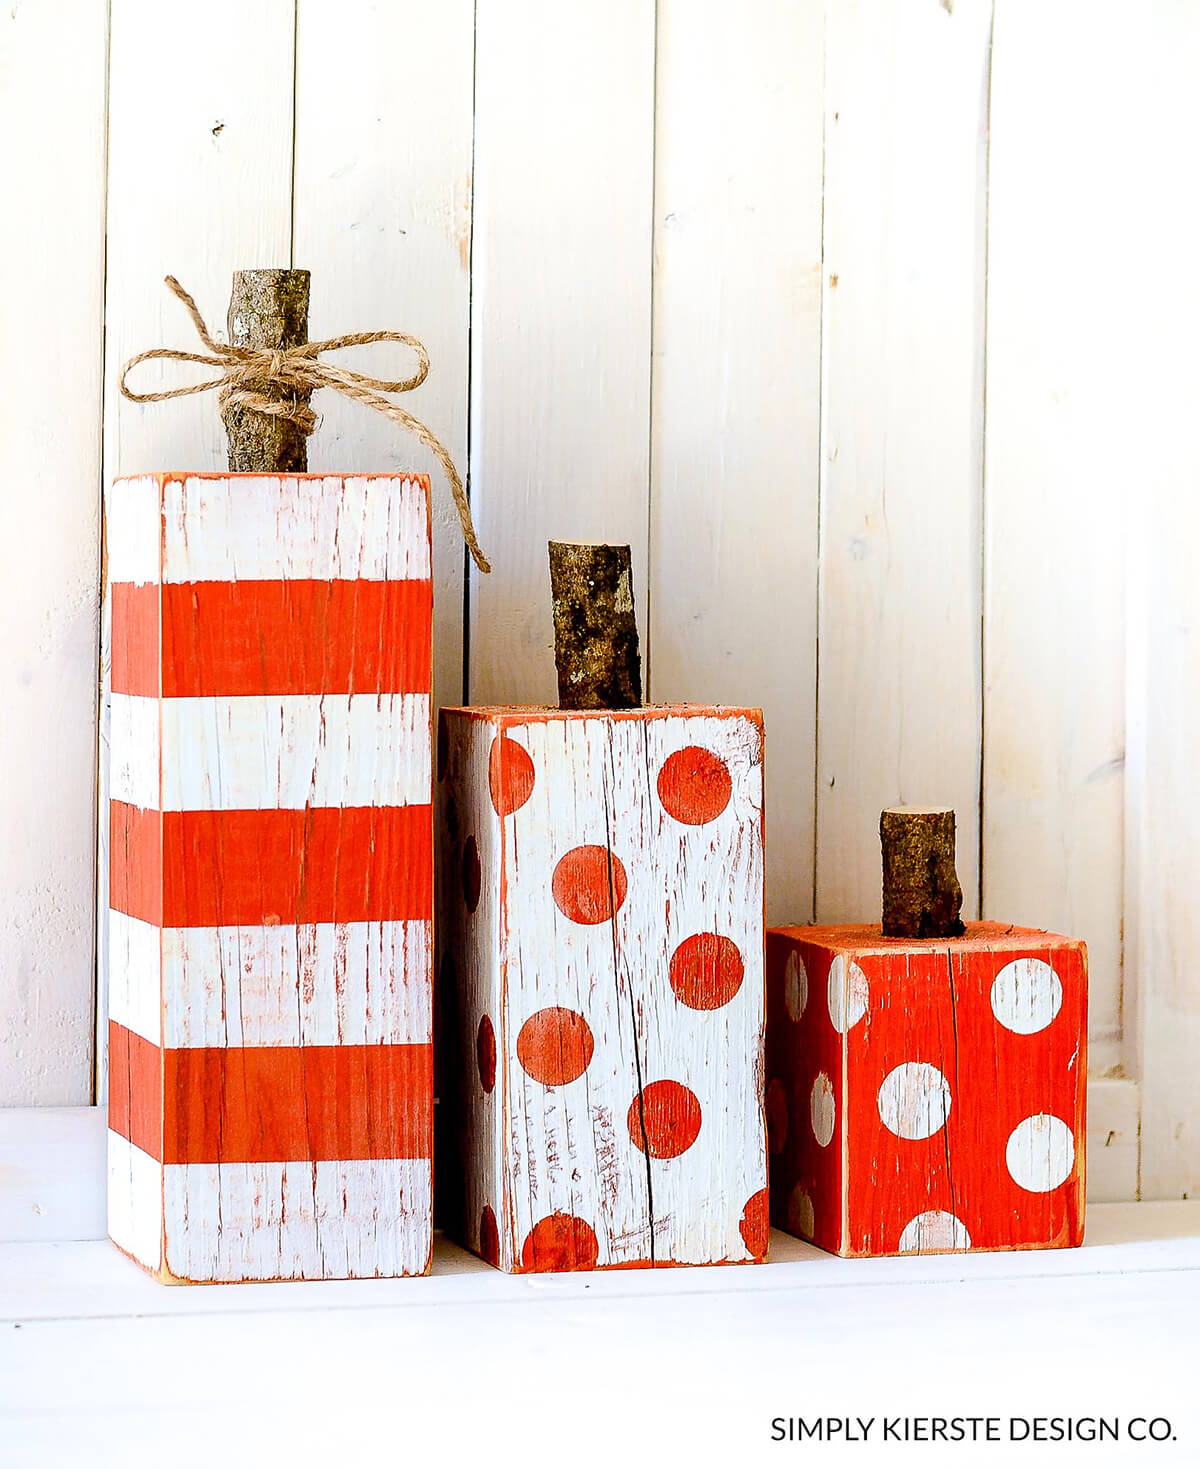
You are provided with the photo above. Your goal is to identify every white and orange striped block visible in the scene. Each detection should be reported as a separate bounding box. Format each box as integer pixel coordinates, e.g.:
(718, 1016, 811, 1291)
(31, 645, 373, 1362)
(105, 473, 433, 1282)
(437, 705, 767, 1272)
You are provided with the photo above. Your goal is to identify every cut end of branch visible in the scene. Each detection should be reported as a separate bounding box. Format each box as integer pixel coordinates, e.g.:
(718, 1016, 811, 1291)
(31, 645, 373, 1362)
(224, 268, 312, 474)
(880, 804, 966, 939)
(548, 541, 642, 711)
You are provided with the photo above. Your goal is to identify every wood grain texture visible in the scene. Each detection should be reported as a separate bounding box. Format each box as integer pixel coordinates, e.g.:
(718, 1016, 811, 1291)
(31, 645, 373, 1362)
(984, 0, 1129, 1077)
(650, 0, 824, 928)
(0, 0, 108, 1104)
(97, 0, 297, 1104)
(467, 0, 655, 704)
(294, 0, 474, 718)
(766, 922, 1087, 1256)
(1124, 0, 1200, 1196)
(439, 705, 766, 1271)
(106, 473, 433, 1280)
(816, 0, 990, 924)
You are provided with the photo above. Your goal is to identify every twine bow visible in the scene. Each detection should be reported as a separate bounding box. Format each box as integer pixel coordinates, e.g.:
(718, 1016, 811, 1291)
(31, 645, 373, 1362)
(119, 276, 490, 572)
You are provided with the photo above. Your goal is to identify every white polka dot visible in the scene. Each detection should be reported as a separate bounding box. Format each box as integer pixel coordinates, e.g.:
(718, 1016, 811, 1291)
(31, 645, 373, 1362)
(990, 958, 1063, 1035)
(787, 1185, 815, 1239)
(898, 1210, 972, 1254)
(785, 950, 808, 1022)
(828, 954, 869, 1033)
(877, 1062, 952, 1140)
(1006, 1113, 1075, 1192)
(810, 1072, 836, 1147)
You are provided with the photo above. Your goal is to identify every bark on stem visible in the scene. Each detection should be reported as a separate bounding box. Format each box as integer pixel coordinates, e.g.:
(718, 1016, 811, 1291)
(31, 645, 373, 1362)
(880, 805, 966, 939)
(224, 268, 311, 473)
(548, 542, 642, 710)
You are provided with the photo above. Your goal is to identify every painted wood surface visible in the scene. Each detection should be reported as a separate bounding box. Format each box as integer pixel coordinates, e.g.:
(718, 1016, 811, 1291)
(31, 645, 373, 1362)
(466, 0, 656, 705)
(816, 0, 990, 927)
(439, 706, 766, 1270)
(766, 922, 1087, 1257)
(0, 1, 1176, 1201)
(106, 473, 433, 1281)
(649, 0, 824, 927)
(294, 0, 474, 720)
(0, 0, 108, 1104)
(984, 0, 1129, 1077)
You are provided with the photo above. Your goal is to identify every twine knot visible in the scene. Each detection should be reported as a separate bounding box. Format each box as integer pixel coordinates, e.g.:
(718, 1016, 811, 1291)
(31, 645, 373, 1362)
(119, 275, 490, 572)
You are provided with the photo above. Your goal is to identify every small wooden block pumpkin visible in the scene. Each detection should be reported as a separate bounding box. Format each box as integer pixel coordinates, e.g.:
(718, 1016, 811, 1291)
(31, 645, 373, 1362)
(436, 698, 768, 1271)
(765, 809, 1087, 1257)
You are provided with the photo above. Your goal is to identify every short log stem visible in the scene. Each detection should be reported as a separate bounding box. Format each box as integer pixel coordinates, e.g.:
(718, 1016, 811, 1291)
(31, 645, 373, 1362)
(880, 805, 966, 939)
(224, 268, 311, 473)
(548, 542, 642, 710)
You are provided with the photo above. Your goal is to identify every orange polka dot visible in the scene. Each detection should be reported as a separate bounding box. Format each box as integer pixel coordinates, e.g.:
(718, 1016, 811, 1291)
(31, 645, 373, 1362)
(520, 1212, 600, 1272)
(668, 932, 745, 1010)
(739, 1187, 770, 1257)
(628, 1079, 702, 1158)
(476, 1013, 496, 1093)
(479, 1205, 500, 1266)
(517, 1007, 595, 1086)
(488, 735, 536, 817)
(461, 835, 481, 913)
(766, 1077, 788, 1155)
(657, 745, 733, 825)
(551, 845, 628, 925)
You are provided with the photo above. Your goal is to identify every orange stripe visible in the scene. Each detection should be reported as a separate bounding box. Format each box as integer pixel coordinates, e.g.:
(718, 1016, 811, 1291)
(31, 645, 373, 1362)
(108, 802, 431, 927)
(110, 582, 161, 697)
(109, 802, 163, 926)
(108, 1021, 163, 1159)
(162, 1043, 433, 1163)
(160, 579, 431, 697)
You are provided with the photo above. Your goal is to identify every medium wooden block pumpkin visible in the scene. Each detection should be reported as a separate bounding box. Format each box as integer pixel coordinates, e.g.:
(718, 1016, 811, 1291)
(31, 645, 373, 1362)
(765, 923, 1087, 1257)
(105, 471, 434, 1282)
(437, 704, 767, 1271)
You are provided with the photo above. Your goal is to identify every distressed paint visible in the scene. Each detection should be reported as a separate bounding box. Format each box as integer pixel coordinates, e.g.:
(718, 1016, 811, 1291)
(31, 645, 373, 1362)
(105, 472, 433, 1282)
(766, 922, 1087, 1256)
(438, 704, 767, 1272)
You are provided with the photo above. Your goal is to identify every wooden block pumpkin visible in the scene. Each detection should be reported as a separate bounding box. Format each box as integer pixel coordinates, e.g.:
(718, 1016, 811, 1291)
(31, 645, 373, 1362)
(765, 921, 1088, 1256)
(105, 470, 434, 1282)
(436, 703, 768, 1271)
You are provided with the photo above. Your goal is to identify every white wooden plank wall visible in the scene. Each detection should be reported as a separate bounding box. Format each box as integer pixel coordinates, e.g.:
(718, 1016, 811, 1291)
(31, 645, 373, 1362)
(4, 0, 1198, 1201)
(0, 1, 108, 1105)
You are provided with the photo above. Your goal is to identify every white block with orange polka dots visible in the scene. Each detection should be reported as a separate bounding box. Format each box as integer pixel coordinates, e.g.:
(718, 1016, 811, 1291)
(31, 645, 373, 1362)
(765, 923, 1087, 1257)
(436, 704, 767, 1272)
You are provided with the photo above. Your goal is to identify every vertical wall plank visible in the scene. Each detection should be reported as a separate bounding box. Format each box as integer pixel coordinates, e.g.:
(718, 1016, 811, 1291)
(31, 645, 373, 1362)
(650, 0, 824, 925)
(467, 0, 656, 704)
(984, 0, 1131, 1075)
(97, 0, 296, 1098)
(293, 0, 474, 715)
(0, 1, 108, 1104)
(1124, 3, 1200, 1199)
(816, 0, 991, 924)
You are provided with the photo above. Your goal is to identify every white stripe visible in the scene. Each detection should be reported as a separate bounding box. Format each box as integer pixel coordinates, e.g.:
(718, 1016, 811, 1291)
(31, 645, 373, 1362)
(161, 920, 431, 1048)
(162, 1158, 431, 1281)
(107, 1130, 162, 1273)
(105, 475, 162, 586)
(107, 912, 162, 1045)
(160, 474, 430, 583)
(110, 693, 431, 811)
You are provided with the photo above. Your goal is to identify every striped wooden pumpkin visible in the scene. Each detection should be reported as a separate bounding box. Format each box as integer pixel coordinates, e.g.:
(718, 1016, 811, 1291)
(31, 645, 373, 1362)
(437, 704, 767, 1272)
(105, 472, 433, 1282)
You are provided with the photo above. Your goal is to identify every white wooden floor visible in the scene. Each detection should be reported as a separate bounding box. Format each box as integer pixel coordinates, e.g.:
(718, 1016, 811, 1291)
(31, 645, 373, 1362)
(2, 1111, 1198, 1468)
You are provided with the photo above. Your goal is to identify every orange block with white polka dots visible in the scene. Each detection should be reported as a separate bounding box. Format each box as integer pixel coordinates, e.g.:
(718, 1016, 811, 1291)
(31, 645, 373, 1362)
(765, 924, 1087, 1257)
(437, 705, 767, 1272)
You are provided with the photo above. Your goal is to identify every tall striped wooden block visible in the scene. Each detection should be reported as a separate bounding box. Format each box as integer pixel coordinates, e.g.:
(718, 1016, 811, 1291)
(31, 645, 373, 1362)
(765, 923, 1087, 1257)
(437, 705, 767, 1272)
(105, 472, 433, 1282)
